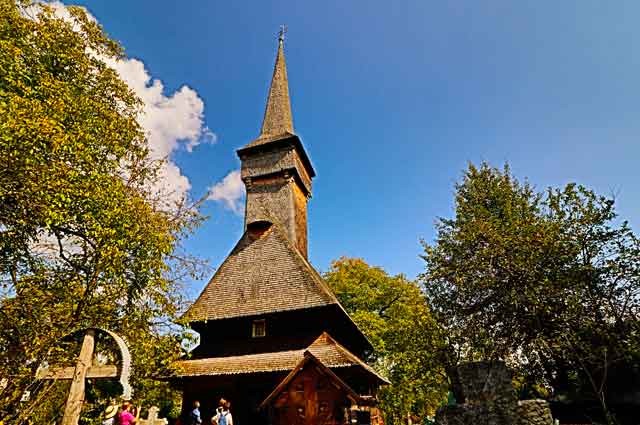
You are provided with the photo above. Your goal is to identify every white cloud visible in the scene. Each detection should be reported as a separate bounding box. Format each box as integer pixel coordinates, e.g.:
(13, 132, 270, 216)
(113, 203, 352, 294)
(207, 170, 245, 214)
(105, 57, 207, 160)
(32, 1, 215, 207)
(101, 56, 210, 205)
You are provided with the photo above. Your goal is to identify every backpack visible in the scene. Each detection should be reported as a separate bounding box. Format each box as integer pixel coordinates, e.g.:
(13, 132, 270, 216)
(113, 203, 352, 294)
(217, 411, 228, 425)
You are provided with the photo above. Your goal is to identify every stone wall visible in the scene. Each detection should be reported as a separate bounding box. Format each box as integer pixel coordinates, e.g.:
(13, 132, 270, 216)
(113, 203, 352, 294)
(436, 362, 553, 425)
(516, 400, 554, 425)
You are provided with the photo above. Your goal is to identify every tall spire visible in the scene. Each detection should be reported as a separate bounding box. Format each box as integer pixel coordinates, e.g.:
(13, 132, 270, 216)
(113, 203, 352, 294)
(259, 26, 294, 138)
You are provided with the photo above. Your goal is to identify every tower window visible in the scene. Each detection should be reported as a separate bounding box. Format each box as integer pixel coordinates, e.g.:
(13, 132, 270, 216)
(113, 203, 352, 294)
(252, 319, 266, 338)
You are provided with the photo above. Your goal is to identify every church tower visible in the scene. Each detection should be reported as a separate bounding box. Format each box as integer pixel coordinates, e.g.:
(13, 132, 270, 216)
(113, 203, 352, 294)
(237, 32, 314, 257)
(173, 33, 387, 425)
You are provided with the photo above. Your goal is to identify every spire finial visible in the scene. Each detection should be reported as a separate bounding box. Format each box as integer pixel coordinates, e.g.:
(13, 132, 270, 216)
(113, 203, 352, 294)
(278, 25, 287, 45)
(258, 26, 294, 138)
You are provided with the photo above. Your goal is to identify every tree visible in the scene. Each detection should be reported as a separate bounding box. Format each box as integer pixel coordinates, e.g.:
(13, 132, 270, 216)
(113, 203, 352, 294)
(324, 257, 448, 424)
(420, 162, 640, 424)
(0, 1, 203, 423)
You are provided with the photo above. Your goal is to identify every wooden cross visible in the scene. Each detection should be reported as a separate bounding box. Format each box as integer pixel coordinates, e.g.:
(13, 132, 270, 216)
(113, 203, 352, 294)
(278, 24, 287, 44)
(36, 328, 132, 425)
(139, 406, 168, 425)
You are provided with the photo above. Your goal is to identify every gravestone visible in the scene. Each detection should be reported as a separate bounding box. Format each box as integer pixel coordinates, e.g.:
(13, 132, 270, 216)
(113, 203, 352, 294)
(139, 406, 168, 425)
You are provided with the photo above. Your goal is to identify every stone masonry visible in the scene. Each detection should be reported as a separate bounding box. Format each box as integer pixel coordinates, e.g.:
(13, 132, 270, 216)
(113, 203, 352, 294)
(436, 362, 553, 425)
(516, 400, 554, 425)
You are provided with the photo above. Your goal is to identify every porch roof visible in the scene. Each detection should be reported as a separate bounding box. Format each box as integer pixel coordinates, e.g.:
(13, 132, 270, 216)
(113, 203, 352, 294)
(170, 332, 388, 385)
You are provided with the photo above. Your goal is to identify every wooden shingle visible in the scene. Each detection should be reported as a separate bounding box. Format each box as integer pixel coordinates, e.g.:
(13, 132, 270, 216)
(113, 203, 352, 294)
(172, 332, 388, 384)
(183, 223, 339, 322)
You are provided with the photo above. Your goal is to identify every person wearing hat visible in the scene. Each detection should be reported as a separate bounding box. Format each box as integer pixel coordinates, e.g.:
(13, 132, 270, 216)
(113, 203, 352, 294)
(102, 403, 118, 425)
(118, 401, 139, 425)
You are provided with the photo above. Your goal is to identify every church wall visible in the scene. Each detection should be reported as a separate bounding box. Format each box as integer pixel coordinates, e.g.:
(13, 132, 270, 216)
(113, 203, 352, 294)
(181, 372, 285, 425)
(292, 148, 312, 191)
(244, 173, 310, 258)
(240, 143, 312, 193)
(240, 145, 292, 180)
(292, 181, 308, 257)
(245, 177, 295, 241)
(191, 306, 368, 358)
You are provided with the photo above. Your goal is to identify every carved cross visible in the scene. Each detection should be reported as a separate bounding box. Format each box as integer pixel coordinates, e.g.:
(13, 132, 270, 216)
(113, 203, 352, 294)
(139, 406, 168, 425)
(36, 328, 131, 425)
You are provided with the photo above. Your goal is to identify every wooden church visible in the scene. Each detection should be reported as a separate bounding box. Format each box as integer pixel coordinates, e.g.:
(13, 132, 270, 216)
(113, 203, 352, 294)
(171, 34, 387, 425)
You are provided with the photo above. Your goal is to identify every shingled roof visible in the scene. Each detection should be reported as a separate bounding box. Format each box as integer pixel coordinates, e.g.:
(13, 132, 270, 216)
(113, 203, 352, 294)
(241, 36, 294, 152)
(171, 332, 388, 384)
(183, 223, 339, 322)
(259, 351, 361, 409)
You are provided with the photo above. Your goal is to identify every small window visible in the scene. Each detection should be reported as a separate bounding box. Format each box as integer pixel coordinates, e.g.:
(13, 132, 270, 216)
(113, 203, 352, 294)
(252, 319, 266, 338)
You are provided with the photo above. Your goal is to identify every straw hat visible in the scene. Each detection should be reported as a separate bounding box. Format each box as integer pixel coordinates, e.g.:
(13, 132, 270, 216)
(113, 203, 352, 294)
(104, 405, 118, 419)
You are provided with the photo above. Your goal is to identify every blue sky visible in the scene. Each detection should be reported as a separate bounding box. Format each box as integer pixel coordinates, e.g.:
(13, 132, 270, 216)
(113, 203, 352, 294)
(68, 1, 639, 295)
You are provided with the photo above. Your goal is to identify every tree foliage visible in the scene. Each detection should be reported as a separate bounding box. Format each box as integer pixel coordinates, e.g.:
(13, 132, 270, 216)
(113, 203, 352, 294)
(0, 1, 202, 423)
(421, 163, 640, 422)
(324, 258, 448, 424)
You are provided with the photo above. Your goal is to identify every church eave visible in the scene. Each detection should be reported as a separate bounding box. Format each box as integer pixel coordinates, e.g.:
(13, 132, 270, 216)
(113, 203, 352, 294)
(237, 133, 316, 178)
(186, 302, 338, 328)
(241, 167, 312, 198)
(165, 332, 387, 385)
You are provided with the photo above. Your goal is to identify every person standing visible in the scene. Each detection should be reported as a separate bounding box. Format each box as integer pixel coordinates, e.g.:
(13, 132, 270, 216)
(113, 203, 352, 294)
(211, 399, 232, 425)
(101, 403, 118, 425)
(188, 401, 203, 425)
(118, 402, 138, 425)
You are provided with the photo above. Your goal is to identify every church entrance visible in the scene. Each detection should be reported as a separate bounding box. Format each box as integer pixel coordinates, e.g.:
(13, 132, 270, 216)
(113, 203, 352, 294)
(270, 370, 350, 425)
(261, 353, 363, 425)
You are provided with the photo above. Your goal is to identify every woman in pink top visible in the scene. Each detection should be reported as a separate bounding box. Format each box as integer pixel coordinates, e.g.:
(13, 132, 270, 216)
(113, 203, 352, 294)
(118, 402, 138, 425)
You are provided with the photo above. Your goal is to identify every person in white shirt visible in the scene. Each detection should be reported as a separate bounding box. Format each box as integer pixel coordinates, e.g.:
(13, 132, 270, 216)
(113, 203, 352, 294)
(211, 398, 233, 425)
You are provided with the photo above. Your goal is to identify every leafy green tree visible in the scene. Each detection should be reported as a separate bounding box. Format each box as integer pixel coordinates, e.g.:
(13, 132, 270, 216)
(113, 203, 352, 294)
(0, 1, 203, 423)
(324, 257, 448, 424)
(421, 162, 640, 424)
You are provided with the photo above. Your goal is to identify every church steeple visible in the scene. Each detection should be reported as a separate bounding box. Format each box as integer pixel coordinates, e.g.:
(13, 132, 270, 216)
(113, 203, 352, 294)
(259, 27, 294, 138)
(237, 31, 315, 258)
(179, 31, 383, 425)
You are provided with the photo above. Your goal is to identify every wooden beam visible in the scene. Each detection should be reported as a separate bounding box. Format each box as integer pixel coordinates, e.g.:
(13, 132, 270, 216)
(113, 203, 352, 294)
(61, 329, 95, 425)
(37, 365, 119, 380)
